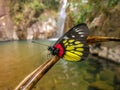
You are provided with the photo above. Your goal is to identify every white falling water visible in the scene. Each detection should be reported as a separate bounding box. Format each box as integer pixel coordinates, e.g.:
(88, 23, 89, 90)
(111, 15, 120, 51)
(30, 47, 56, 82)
(56, 0, 67, 37)
(50, 0, 67, 41)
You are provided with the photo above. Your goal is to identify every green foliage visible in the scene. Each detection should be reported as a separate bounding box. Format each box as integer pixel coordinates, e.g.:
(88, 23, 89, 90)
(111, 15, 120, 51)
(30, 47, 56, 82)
(14, 14, 24, 25)
(42, 0, 59, 11)
(76, 9, 87, 24)
(9, 0, 59, 26)
(68, 0, 93, 24)
(68, 0, 120, 25)
(107, 0, 120, 7)
(31, 0, 45, 14)
(20, 0, 32, 3)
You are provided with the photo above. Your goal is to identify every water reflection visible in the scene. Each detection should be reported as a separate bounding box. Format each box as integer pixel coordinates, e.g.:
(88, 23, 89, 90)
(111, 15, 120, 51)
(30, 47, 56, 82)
(0, 41, 48, 90)
(0, 41, 120, 90)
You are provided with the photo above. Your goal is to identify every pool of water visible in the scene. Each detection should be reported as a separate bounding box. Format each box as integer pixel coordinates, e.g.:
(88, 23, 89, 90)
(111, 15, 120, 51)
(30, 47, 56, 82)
(0, 41, 120, 90)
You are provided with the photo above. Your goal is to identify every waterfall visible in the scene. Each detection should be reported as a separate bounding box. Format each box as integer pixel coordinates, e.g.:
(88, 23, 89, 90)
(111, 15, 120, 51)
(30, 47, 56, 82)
(56, 0, 67, 37)
(50, 0, 67, 41)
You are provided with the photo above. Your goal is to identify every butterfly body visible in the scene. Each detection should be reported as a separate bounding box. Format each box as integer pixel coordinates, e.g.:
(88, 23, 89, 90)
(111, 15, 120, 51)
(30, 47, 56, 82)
(48, 23, 89, 62)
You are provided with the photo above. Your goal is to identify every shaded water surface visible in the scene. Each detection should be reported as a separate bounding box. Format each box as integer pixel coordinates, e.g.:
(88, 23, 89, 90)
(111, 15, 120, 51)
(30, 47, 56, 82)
(0, 41, 120, 90)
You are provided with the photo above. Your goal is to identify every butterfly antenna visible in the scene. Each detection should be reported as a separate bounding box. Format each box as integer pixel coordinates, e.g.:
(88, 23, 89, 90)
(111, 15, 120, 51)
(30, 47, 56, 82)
(32, 40, 49, 46)
(87, 36, 120, 44)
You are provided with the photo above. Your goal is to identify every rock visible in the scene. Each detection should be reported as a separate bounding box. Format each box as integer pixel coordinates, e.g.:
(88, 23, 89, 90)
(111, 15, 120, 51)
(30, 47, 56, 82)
(0, 1, 17, 41)
(90, 45, 120, 64)
(89, 80, 114, 90)
(99, 69, 114, 84)
(89, 4, 120, 39)
(26, 17, 57, 39)
(91, 13, 106, 28)
(83, 73, 95, 83)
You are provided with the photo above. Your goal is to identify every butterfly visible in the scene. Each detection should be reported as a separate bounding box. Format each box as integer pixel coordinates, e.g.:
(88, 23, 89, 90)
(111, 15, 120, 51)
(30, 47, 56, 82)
(48, 23, 89, 61)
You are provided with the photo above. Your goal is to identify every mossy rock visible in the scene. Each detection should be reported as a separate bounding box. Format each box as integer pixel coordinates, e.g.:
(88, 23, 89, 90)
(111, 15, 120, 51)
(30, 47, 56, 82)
(99, 69, 114, 84)
(89, 80, 114, 90)
(83, 73, 95, 83)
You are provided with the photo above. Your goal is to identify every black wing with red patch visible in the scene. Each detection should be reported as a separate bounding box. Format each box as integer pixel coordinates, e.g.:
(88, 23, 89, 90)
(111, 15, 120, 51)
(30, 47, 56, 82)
(48, 23, 89, 61)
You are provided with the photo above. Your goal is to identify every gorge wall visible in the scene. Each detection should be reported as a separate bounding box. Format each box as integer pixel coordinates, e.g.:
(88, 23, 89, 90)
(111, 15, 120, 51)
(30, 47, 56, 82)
(0, 0, 17, 41)
(0, 0, 120, 42)
(0, 0, 59, 41)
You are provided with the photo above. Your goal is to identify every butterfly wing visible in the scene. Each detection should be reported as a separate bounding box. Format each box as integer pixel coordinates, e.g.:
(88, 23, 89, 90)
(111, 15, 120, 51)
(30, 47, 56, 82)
(54, 23, 89, 44)
(50, 23, 89, 61)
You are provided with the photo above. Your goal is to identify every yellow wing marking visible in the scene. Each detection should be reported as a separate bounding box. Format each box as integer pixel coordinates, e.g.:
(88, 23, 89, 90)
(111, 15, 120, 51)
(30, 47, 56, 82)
(68, 39, 74, 43)
(74, 44, 84, 47)
(70, 51, 83, 56)
(63, 40, 67, 43)
(64, 42, 69, 46)
(65, 51, 81, 60)
(62, 39, 85, 61)
(65, 52, 80, 58)
(66, 46, 74, 50)
(73, 51, 83, 56)
(75, 41, 80, 44)
(66, 44, 83, 49)
(64, 53, 82, 61)
(76, 48, 84, 51)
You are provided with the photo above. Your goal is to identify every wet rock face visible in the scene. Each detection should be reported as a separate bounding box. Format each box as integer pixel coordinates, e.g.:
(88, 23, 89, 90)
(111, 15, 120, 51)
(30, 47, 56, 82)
(0, 17, 6, 40)
(0, 0, 5, 17)
(0, 0, 58, 41)
(0, 15, 16, 41)
(90, 45, 120, 64)
(26, 17, 57, 40)
(0, 12, 56, 40)
(90, 5, 120, 38)
(0, 0, 7, 41)
(0, 0, 18, 41)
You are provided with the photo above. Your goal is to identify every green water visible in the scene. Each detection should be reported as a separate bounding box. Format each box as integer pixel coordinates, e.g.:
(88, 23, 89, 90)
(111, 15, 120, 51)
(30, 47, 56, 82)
(0, 41, 120, 90)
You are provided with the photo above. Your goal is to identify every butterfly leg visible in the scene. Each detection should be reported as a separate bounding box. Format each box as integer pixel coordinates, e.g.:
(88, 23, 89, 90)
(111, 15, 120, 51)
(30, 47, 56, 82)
(53, 48, 59, 55)
(47, 53, 52, 60)
(48, 46, 60, 56)
(48, 46, 59, 55)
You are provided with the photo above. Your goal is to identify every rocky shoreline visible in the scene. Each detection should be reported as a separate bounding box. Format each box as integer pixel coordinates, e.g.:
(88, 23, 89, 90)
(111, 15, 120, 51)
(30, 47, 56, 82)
(90, 45, 120, 64)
